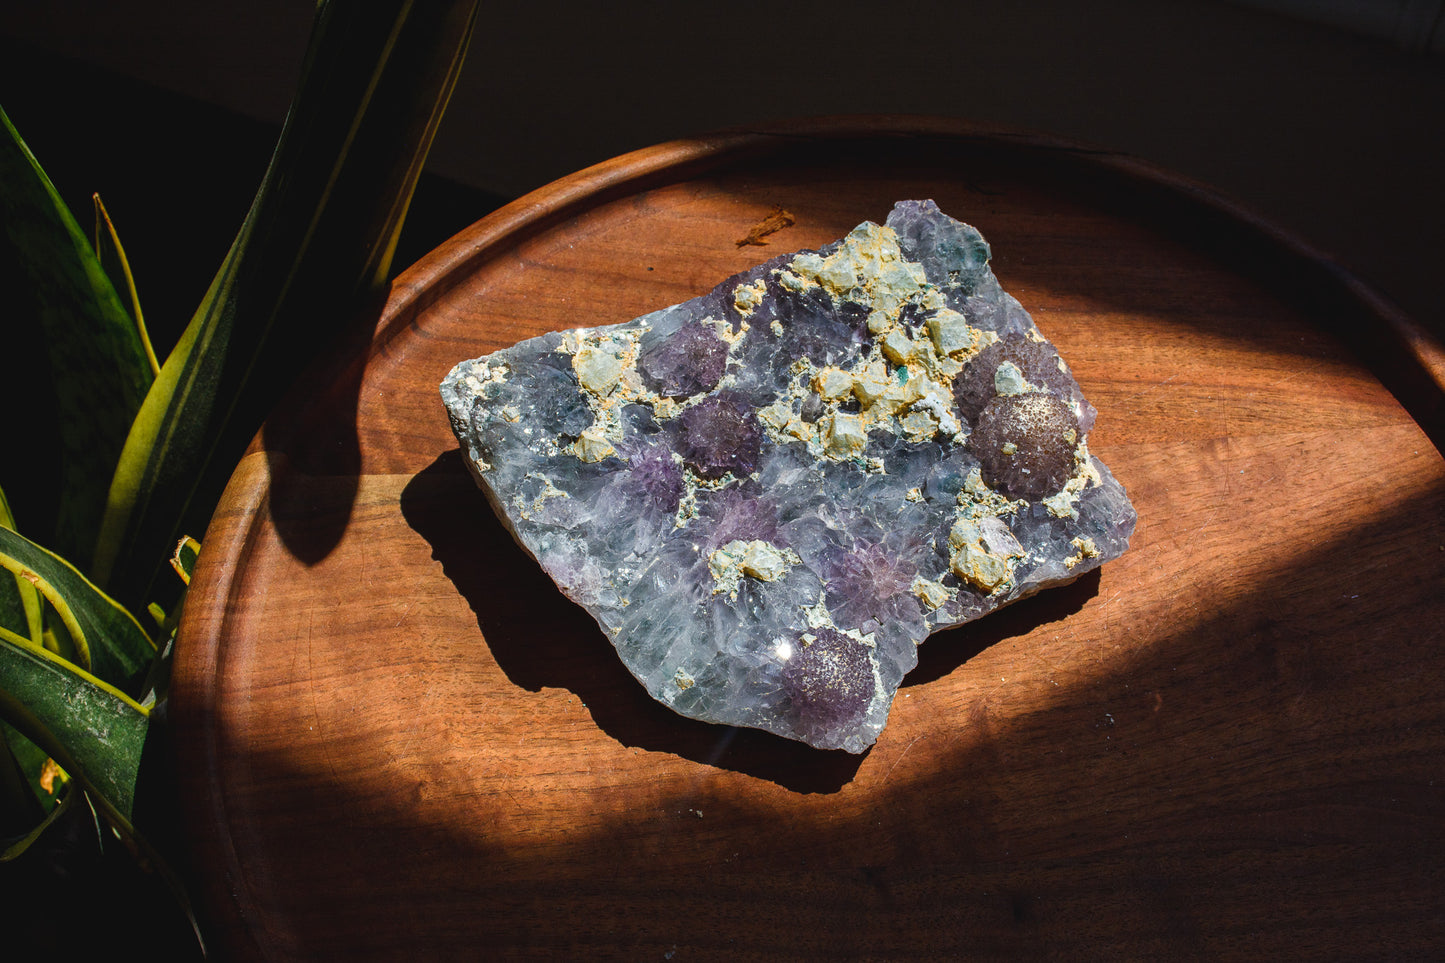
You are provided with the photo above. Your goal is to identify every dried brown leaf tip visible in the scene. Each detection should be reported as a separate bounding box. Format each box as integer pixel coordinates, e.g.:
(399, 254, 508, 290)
(735, 206, 796, 247)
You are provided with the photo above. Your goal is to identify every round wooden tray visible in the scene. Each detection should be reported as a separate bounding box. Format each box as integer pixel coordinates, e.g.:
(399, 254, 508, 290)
(173, 119, 1445, 959)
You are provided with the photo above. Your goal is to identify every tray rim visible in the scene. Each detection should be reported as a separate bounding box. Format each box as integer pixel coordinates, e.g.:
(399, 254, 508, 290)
(170, 115, 1445, 957)
(377, 115, 1444, 431)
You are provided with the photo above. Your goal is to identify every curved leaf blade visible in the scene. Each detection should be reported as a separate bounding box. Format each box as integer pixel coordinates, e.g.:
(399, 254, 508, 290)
(1, 717, 62, 814)
(170, 536, 200, 586)
(93, 192, 161, 376)
(0, 485, 43, 644)
(1, 782, 74, 862)
(0, 721, 47, 838)
(0, 105, 153, 567)
(92, 0, 481, 607)
(0, 527, 154, 692)
(0, 555, 38, 646)
(0, 626, 147, 828)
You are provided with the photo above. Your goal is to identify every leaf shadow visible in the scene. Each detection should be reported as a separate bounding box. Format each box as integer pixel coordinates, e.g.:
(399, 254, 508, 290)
(259, 296, 377, 566)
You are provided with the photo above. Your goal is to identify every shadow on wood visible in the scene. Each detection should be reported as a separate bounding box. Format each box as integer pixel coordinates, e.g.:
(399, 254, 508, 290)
(398, 450, 868, 793)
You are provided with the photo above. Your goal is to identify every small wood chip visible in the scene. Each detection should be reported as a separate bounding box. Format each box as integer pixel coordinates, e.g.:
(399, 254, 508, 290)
(735, 206, 796, 247)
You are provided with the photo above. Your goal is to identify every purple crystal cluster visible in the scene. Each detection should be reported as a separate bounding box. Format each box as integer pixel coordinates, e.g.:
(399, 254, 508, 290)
(441, 201, 1136, 752)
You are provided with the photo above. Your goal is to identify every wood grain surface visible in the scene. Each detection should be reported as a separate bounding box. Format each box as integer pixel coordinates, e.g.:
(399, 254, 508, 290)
(173, 120, 1445, 959)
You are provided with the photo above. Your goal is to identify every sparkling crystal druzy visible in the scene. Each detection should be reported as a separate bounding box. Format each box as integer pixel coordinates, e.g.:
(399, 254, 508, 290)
(441, 200, 1136, 752)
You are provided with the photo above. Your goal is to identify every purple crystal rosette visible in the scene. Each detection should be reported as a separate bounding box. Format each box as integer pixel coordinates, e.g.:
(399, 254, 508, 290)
(442, 201, 1136, 752)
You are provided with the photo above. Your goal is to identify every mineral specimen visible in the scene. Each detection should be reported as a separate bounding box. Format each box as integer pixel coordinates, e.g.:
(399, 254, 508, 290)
(441, 200, 1136, 752)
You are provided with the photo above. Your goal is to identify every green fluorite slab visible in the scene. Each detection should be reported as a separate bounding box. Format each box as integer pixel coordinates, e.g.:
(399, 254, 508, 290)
(441, 201, 1135, 752)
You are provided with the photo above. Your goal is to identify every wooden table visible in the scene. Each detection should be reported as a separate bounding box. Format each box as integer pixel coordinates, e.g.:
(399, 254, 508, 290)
(174, 119, 1445, 959)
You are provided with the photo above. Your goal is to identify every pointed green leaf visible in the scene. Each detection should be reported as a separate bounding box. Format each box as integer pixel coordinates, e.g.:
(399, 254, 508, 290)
(93, 0, 481, 608)
(0, 567, 33, 645)
(2, 782, 75, 862)
(0, 721, 47, 839)
(0, 626, 147, 828)
(0, 527, 155, 693)
(0, 486, 43, 645)
(0, 717, 69, 859)
(0, 105, 153, 568)
(170, 536, 201, 585)
(1, 718, 61, 815)
(0, 582, 23, 636)
(41, 607, 80, 664)
(93, 193, 161, 377)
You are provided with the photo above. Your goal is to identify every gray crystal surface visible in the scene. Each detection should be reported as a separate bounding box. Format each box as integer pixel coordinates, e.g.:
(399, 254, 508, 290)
(441, 200, 1136, 752)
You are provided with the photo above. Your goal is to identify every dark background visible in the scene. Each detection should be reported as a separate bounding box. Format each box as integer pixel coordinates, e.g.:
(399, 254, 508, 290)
(3, 0, 1443, 355)
(1, 1, 1442, 956)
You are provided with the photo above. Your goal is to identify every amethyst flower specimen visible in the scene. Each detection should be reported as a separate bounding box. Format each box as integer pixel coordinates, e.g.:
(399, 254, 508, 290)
(441, 201, 1136, 752)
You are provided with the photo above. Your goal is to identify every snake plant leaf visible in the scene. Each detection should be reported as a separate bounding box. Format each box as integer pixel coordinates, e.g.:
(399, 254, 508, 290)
(0, 105, 153, 569)
(0, 527, 155, 694)
(93, 0, 481, 609)
(1, 781, 75, 862)
(170, 536, 201, 586)
(0, 573, 40, 652)
(92, 192, 161, 377)
(0, 486, 43, 645)
(1, 720, 47, 842)
(0, 562, 37, 648)
(1, 718, 61, 815)
(41, 606, 80, 664)
(0, 625, 147, 830)
(0, 486, 43, 650)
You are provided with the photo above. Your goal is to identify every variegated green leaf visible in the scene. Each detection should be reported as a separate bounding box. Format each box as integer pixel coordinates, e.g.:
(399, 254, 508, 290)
(0, 568, 33, 647)
(0, 485, 43, 645)
(1, 781, 74, 862)
(170, 536, 201, 586)
(1, 718, 62, 815)
(0, 105, 153, 569)
(0, 527, 154, 693)
(93, 0, 481, 608)
(0, 626, 148, 828)
(92, 193, 160, 377)
(0, 720, 46, 843)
